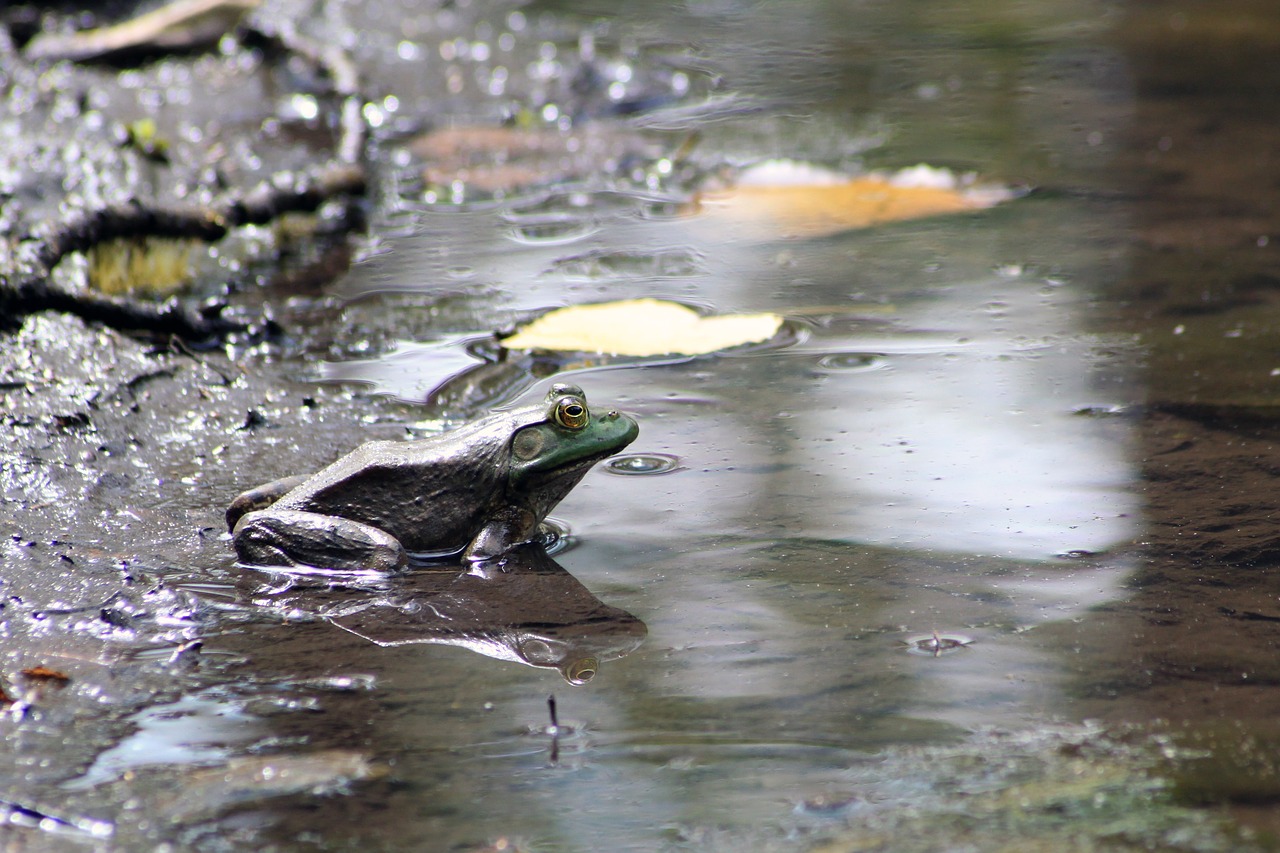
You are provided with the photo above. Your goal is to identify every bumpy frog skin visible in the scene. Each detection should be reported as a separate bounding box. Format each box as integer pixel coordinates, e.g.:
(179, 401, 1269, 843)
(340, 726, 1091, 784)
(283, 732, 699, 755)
(227, 384, 638, 570)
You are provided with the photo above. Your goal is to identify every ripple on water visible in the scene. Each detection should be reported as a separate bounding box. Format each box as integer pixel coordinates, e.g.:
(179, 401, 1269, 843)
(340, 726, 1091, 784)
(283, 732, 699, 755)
(604, 452, 682, 475)
(539, 517, 575, 555)
(505, 219, 601, 246)
(901, 632, 974, 657)
(814, 352, 889, 373)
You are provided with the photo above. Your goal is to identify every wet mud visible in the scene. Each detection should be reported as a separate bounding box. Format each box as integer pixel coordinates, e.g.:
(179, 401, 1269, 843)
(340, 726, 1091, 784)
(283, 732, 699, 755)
(1036, 3, 1280, 836)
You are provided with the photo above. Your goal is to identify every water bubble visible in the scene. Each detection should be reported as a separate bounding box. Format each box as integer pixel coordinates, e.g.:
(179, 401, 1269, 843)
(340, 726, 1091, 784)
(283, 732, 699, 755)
(605, 453, 681, 475)
(815, 353, 887, 373)
(901, 632, 973, 657)
(1055, 549, 1101, 560)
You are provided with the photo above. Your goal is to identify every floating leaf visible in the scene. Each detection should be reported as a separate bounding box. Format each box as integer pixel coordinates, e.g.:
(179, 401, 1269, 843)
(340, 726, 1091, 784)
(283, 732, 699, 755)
(25, 0, 259, 62)
(695, 160, 1016, 239)
(501, 298, 783, 357)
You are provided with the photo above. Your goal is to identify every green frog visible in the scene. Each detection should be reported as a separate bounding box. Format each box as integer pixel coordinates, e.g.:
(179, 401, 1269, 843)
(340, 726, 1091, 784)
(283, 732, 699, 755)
(227, 384, 638, 570)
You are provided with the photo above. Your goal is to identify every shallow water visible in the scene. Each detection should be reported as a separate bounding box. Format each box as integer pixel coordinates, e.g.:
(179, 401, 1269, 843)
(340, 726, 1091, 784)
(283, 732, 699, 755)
(228, 1, 1145, 847)
(219, 0, 1267, 849)
(20, 0, 1280, 849)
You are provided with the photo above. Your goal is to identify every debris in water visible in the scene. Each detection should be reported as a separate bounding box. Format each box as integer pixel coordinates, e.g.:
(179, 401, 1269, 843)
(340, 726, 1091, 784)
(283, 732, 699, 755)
(88, 238, 196, 297)
(547, 694, 561, 765)
(24, 0, 260, 62)
(19, 666, 70, 683)
(901, 630, 974, 657)
(155, 750, 383, 823)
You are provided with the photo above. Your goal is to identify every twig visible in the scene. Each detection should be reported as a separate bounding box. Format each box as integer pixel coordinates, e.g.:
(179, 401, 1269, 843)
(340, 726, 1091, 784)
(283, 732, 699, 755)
(1, 15, 369, 341)
(547, 694, 560, 765)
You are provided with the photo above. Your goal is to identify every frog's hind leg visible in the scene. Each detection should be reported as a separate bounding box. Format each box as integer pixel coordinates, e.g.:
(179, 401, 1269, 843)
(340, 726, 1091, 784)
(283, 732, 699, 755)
(233, 509, 407, 572)
(226, 475, 310, 531)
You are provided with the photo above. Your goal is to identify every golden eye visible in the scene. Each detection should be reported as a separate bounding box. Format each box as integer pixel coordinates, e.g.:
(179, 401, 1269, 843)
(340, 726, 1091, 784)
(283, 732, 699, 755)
(553, 397, 589, 430)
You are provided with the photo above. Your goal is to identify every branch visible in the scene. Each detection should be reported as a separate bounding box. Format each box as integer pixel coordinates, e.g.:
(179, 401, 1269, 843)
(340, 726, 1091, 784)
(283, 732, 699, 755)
(2, 17, 370, 341)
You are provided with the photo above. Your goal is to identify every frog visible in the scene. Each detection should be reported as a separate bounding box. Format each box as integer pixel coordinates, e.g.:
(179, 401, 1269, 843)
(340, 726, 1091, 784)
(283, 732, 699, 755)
(226, 384, 638, 571)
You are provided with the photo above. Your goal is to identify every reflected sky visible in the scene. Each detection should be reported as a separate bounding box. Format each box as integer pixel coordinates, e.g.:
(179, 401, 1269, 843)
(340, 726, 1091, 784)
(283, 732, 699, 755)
(329, 204, 1138, 564)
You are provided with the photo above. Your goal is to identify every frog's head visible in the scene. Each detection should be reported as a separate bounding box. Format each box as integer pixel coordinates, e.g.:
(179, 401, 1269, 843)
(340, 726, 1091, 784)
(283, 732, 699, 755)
(506, 384, 638, 505)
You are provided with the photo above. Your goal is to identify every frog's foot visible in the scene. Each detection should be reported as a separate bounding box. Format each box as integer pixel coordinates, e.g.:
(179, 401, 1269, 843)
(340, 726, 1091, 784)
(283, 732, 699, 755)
(226, 475, 309, 532)
(233, 509, 407, 572)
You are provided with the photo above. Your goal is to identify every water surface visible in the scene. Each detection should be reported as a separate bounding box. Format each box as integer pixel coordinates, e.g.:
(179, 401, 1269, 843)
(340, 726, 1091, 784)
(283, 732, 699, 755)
(46, 0, 1280, 849)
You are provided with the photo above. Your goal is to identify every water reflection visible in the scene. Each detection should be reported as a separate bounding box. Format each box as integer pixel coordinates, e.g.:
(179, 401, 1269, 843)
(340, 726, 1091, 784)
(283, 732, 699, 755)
(258, 1, 1152, 848)
(241, 544, 646, 684)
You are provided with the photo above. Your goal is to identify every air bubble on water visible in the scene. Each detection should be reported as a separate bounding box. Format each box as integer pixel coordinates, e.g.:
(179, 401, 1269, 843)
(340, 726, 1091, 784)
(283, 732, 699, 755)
(604, 453, 681, 475)
(815, 353, 887, 373)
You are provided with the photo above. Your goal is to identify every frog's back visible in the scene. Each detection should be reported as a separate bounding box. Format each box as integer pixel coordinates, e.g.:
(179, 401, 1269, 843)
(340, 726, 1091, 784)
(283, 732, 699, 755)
(277, 430, 510, 553)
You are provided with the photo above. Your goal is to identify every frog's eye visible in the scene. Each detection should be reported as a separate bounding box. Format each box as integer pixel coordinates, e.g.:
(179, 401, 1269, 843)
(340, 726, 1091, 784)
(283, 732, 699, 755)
(553, 396, 589, 430)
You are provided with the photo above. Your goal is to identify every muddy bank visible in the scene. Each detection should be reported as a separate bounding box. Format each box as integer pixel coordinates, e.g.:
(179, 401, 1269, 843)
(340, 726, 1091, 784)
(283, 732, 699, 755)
(1030, 2, 1280, 835)
(1047, 0, 1280, 731)
(0, 310, 403, 846)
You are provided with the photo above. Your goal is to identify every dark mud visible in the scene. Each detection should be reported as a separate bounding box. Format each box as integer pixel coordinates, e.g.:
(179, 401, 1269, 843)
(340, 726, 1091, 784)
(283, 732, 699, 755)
(1031, 3, 1280, 838)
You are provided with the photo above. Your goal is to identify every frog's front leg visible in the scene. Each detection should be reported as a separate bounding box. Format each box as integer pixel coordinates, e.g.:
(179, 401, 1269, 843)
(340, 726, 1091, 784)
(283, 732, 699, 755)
(463, 507, 539, 563)
(233, 509, 407, 571)
(226, 475, 309, 532)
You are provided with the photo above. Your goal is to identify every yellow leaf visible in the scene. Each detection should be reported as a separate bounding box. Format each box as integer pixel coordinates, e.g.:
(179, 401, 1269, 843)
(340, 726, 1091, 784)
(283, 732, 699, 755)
(500, 299, 783, 357)
(87, 237, 195, 296)
(695, 161, 1014, 239)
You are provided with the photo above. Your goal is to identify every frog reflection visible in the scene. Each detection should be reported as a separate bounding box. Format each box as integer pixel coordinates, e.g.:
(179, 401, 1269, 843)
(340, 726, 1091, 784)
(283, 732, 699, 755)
(243, 544, 646, 684)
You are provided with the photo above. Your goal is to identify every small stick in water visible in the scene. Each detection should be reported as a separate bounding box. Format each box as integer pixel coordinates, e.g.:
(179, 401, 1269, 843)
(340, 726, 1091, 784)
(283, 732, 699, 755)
(547, 694, 560, 766)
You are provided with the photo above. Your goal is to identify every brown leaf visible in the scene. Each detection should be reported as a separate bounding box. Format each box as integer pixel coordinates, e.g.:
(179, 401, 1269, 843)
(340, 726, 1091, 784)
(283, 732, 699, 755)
(695, 161, 1016, 239)
(21, 666, 71, 683)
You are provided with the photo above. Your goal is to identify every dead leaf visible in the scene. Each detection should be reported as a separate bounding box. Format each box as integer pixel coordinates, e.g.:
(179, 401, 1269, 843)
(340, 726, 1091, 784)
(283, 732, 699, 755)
(500, 298, 784, 357)
(25, 0, 259, 62)
(410, 126, 663, 198)
(694, 160, 1016, 239)
(20, 666, 71, 683)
